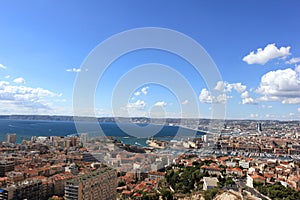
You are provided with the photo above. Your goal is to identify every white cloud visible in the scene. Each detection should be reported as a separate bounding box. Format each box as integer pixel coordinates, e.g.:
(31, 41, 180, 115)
(134, 91, 141, 96)
(199, 88, 213, 103)
(256, 68, 300, 104)
(258, 95, 280, 102)
(250, 113, 259, 118)
(0, 81, 9, 88)
(216, 94, 230, 103)
(286, 57, 300, 64)
(141, 86, 149, 95)
(154, 101, 167, 107)
(298, 108, 300, 112)
(295, 65, 300, 73)
(240, 91, 257, 105)
(199, 88, 230, 104)
(214, 81, 226, 91)
(0, 64, 7, 69)
(242, 97, 256, 105)
(0, 81, 61, 111)
(126, 100, 146, 109)
(215, 81, 246, 93)
(230, 83, 247, 93)
(5, 75, 10, 79)
(281, 98, 300, 104)
(265, 114, 272, 118)
(181, 100, 189, 105)
(13, 77, 26, 84)
(243, 43, 291, 65)
(66, 68, 81, 72)
(215, 81, 249, 104)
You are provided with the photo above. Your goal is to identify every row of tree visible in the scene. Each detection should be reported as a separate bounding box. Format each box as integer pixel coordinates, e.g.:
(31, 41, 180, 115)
(256, 182, 300, 200)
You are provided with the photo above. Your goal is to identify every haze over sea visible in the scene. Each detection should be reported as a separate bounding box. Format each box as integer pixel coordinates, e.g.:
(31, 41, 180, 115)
(0, 119, 205, 145)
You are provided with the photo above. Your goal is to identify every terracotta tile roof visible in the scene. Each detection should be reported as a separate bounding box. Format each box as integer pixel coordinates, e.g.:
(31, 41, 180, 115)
(264, 174, 275, 178)
(122, 190, 132, 196)
(250, 175, 265, 180)
(133, 193, 142, 197)
(227, 167, 243, 172)
(148, 171, 165, 176)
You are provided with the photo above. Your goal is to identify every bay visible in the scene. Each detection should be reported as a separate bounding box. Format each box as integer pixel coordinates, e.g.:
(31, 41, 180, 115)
(0, 119, 205, 145)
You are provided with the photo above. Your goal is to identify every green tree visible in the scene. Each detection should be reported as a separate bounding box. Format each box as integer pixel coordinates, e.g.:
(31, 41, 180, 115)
(225, 177, 234, 186)
(204, 188, 218, 200)
(117, 180, 126, 187)
(161, 189, 173, 200)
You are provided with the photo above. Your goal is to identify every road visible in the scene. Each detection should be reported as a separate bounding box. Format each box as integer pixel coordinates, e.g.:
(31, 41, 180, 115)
(235, 179, 271, 200)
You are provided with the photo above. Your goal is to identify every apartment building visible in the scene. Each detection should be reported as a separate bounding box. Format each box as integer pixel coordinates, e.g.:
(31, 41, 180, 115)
(65, 167, 117, 200)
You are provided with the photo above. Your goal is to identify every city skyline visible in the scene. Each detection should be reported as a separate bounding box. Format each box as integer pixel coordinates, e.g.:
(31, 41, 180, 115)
(0, 1, 299, 120)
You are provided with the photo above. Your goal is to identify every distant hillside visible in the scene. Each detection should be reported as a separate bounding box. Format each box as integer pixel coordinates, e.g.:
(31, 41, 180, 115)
(0, 115, 297, 124)
(0, 115, 75, 121)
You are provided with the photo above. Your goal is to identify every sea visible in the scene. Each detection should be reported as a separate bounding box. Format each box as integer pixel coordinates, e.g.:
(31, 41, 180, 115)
(0, 119, 206, 147)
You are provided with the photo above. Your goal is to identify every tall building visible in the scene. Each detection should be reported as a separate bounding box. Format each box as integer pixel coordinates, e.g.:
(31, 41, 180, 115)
(6, 134, 16, 144)
(1, 179, 43, 200)
(80, 133, 88, 144)
(65, 167, 117, 200)
(257, 122, 262, 132)
(203, 133, 215, 148)
(0, 161, 14, 177)
(70, 136, 77, 147)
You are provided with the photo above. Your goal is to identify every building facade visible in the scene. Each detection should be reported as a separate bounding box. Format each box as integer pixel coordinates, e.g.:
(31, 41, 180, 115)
(65, 167, 117, 200)
(0, 161, 15, 177)
(1, 179, 43, 200)
(6, 134, 16, 144)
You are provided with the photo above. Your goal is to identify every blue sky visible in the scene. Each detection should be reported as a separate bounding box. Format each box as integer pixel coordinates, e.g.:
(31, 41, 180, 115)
(0, 0, 299, 120)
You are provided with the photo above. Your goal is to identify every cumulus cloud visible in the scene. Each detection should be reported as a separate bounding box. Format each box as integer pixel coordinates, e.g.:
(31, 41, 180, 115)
(199, 89, 213, 103)
(199, 88, 230, 104)
(243, 43, 291, 65)
(5, 75, 10, 79)
(215, 81, 246, 93)
(242, 97, 257, 105)
(214, 81, 249, 104)
(240, 91, 256, 104)
(298, 108, 300, 112)
(66, 68, 81, 72)
(256, 67, 300, 104)
(141, 86, 149, 95)
(181, 100, 189, 105)
(13, 77, 26, 84)
(134, 91, 141, 96)
(286, 57, 300, 64)
(0, 64, 7, 69)
(154, 101, 167, 107)
(0, 81, 61, 110)
(126, 100, 146, 109)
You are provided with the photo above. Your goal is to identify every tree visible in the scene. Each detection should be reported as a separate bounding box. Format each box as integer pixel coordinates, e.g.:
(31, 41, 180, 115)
(225, 177, 234, 187)
(257, 182, 300, 200)
(204, 188, 218, 200)
(117, 180, 126, 187)
(192, 161, 200, 166)
(161, 189, 173, 200)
